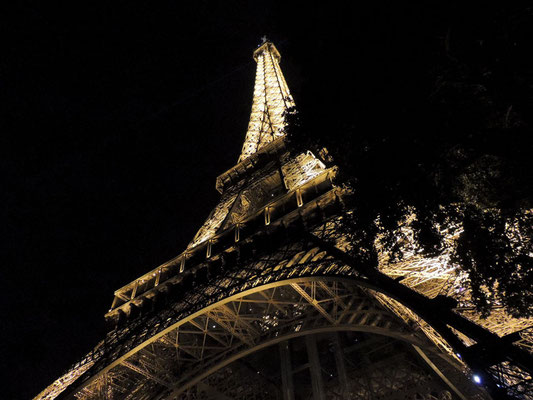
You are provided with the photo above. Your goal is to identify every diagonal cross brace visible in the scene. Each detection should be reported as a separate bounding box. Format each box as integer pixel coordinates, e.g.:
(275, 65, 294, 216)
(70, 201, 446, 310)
(291, 283, 336, 324)
(305, 231, 533, 397)
(121, 360, 172, 389)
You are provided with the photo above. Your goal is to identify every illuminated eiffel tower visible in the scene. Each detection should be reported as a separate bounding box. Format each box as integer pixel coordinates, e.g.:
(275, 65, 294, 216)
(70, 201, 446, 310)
(36, 41, 532, 400)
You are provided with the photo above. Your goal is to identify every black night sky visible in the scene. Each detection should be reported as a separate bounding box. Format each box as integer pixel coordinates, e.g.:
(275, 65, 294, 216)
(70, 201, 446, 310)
(2, 2, 531, 399)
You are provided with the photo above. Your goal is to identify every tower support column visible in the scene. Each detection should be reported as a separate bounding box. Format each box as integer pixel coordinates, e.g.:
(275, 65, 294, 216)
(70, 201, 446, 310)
(332, 332, 349, 398)
(305, 334, 326, 400)
(279, 340, 295, 400)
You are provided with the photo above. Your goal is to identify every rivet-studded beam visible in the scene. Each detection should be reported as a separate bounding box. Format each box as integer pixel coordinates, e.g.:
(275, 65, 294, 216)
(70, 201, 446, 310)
(73, 278, 479, 400)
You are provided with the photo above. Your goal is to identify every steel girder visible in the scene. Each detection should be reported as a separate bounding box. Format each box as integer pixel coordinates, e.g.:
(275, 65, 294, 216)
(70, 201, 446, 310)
(40, 218, 532, 400)
(70, 278, 487, 400)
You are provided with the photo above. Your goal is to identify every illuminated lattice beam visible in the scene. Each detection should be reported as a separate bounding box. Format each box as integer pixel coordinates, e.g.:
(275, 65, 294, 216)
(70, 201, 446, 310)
(239, 41, 294, 162)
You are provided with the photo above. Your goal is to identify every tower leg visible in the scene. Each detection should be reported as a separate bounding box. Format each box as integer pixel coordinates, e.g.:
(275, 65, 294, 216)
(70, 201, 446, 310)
(331, 332, 349, 399)
(279, 340, 295, 400)
(305, 334, 326, 400)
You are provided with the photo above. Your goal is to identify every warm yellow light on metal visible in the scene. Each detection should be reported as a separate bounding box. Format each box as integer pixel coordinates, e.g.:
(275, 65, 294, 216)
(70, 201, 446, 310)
(179, 256, 186, 273)
(296, 188, 303, 207)
(264, 207, 271, 226)
(155, 269, 161, 287)
(37, 40, 530, 400)
(131, 281, 138, 300)
(206, 241, 212, 258)
(373, 217, 533, 339)
(239, 41, 294, 162)
(235, 224, 240, 242)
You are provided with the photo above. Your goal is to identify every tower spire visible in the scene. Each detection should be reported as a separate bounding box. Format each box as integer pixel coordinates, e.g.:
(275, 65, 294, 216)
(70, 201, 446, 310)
(238, 41, 294, 162)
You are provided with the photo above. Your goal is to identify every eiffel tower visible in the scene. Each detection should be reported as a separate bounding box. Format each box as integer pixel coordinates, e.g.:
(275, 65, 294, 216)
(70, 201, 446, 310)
(35, 41, 533, 400)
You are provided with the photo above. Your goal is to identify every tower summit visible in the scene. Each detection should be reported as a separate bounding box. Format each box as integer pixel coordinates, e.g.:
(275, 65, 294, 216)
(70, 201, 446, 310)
(239, 41, 294, 162)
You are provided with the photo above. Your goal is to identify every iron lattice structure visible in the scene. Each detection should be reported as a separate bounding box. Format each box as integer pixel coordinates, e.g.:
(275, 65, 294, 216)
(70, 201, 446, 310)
(36, 41, 532, 400)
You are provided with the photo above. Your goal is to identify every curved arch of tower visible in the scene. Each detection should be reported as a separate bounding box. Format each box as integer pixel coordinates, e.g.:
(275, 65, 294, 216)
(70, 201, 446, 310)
(36, 42, 532, 400)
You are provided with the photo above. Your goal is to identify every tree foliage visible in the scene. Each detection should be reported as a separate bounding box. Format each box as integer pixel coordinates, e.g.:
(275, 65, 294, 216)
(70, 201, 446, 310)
(284, 4, 533, 318)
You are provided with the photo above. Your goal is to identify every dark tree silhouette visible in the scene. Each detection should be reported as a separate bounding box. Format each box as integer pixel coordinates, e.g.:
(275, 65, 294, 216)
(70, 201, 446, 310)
(284, 3, 533, 318)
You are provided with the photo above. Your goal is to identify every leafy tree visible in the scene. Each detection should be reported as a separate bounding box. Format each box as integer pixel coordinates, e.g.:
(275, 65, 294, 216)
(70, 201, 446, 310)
(284, 3, 533, 318)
